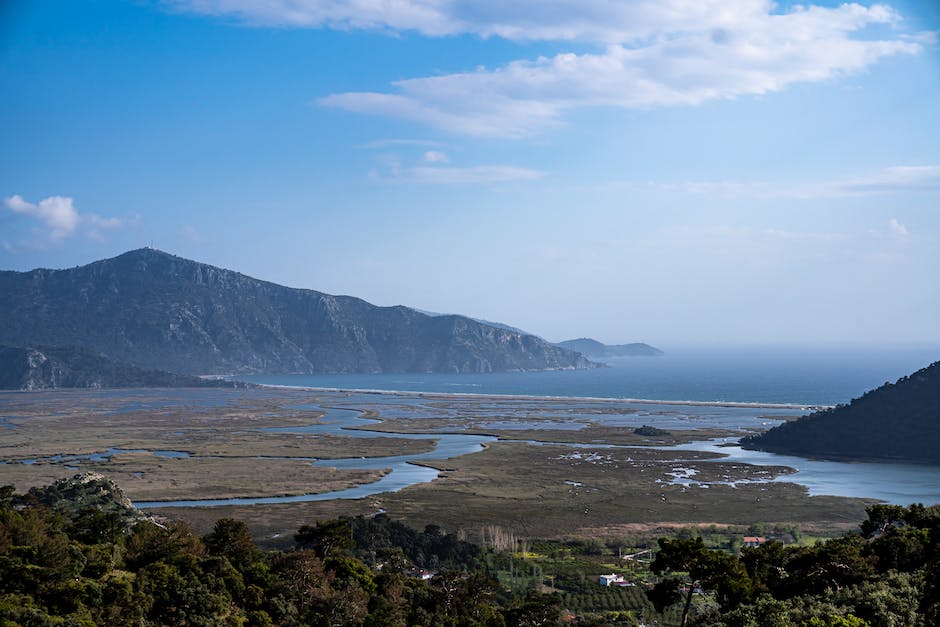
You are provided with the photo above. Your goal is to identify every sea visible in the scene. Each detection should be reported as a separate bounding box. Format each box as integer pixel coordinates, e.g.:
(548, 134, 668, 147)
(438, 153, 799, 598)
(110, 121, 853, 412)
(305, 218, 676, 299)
(239, 345, 940, 407)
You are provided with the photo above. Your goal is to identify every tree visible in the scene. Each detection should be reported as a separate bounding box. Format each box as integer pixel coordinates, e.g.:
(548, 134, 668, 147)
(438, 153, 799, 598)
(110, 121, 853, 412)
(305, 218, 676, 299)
(651, 538, 753, 626)
(651, 538, 710, 626)
(296, 519, 355, 558)
(203, 517, 260, 570)
(860, 505, 907, 538)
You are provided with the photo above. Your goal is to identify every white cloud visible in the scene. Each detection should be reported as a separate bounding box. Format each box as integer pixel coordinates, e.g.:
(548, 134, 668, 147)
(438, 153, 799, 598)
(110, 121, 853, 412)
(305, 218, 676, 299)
(165, 1, 903, 44)
(600, 164, 940, 199)
(168, 2, 924, 137)
(376, 164, 544, 185)
(364, 146, 542, 184)
(87, 214, 123, 229)
(422, 150, 449, 163)
(902, 30, 939, 45)
(359, 138, 445, 149)
(166, 0, 460, 35)
(5, 194, 81, 239)
(888, 218, 909, 236)
(319, 3, 919, 136)
(3, 194, 125, 242)
(763, 228, 849, 242)
(837, 165, 940, 194)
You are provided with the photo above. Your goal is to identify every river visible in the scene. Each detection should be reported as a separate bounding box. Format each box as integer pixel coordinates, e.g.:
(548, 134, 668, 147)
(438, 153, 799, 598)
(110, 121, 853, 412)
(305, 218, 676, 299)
(133, 396, 940, 509)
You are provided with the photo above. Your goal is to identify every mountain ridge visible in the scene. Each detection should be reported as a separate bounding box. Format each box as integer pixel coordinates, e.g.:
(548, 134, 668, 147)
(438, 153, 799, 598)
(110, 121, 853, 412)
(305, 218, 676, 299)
(0, 248, 598, 376)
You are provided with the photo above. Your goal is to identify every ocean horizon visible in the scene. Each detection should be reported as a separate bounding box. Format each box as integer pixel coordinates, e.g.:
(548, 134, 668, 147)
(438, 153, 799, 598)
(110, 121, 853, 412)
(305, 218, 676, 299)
(240, 345, 940, 407)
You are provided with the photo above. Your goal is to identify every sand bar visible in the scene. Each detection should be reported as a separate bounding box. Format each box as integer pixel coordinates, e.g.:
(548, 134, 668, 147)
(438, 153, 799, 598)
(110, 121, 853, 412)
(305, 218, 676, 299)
(252, 383, 828, 411)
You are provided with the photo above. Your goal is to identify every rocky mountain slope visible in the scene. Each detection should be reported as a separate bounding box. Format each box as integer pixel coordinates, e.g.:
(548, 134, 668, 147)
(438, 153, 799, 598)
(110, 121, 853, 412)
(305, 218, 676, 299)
(0, 248, 597, 375)
(742, 360, 940, 463)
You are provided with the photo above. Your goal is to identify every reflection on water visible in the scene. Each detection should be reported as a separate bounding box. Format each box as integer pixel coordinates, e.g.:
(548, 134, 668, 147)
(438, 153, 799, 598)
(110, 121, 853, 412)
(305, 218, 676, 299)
(664, 438, 940, 505)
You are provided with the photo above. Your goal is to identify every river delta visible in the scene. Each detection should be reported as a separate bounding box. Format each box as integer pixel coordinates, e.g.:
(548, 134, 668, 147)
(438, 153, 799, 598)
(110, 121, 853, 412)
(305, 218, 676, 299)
(2, 387, 938, 544)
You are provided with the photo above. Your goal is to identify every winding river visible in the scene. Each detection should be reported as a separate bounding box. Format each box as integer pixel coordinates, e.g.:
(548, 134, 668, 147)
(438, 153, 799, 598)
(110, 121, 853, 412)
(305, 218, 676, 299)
(6, 392, 936, 508)
(131, 401, 940, 509)
(133, 406, 495, 508)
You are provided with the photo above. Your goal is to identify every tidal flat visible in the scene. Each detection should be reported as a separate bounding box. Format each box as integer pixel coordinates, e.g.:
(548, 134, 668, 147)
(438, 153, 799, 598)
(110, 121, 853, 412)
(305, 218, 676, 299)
(0, 387, 870, 545)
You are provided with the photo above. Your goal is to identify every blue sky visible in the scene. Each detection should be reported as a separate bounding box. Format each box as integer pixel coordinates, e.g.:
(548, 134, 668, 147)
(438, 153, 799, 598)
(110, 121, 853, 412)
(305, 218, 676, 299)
(2, 0, 939, 347)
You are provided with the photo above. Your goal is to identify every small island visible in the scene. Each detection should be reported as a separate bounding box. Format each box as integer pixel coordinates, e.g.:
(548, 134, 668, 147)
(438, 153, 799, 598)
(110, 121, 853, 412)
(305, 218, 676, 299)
(554, 338, 664, 359)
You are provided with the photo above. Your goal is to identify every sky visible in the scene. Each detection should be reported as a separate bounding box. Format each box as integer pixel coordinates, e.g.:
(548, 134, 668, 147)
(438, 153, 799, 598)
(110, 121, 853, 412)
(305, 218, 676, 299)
(1, 0, 939, 347)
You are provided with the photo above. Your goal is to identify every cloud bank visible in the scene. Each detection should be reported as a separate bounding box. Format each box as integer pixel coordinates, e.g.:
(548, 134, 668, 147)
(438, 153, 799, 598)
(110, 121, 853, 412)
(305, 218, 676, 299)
(168, 1, 924, 137)
(320, 4, 919, 136)
(166, 0, 903, 44)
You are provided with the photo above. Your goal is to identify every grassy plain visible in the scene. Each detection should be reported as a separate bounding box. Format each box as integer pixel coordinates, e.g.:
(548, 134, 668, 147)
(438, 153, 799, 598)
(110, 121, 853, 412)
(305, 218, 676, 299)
(0, 388, 429, 501)
(0, 454, 386, 501)
(0, 388, 870, 548)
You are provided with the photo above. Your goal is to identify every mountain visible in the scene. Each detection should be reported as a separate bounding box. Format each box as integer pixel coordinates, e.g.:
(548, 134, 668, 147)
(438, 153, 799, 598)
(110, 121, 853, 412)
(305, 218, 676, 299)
(554, 338, 663, 359)
(0, 345, 234, 390)
(741, 360, 940, 464)
(0, 248, 598, 375)
(415, 309, 534, 337)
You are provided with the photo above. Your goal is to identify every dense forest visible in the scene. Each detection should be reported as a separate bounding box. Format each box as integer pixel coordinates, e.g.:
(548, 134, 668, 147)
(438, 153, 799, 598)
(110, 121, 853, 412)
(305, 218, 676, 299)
(650, 502, 940, 625)
(0, 475, 561, 626)
(742, 360, 940, 463)
(1, 474, 938, 625)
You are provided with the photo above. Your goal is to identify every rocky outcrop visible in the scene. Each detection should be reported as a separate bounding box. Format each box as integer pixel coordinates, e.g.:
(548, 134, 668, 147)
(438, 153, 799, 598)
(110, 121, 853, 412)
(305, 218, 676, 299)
(23, 472, 156, 526)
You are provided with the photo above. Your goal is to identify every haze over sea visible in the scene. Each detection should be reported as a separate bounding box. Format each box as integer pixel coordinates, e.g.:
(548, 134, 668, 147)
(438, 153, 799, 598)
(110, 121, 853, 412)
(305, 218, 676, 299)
(242, 345, 940, 406)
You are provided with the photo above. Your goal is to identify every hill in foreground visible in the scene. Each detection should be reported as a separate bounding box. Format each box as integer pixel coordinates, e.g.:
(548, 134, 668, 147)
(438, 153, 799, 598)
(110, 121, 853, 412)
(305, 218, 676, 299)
(0, 345, 235, 390)
(742, 360, 940, 463)
(0, 248, 597, 376)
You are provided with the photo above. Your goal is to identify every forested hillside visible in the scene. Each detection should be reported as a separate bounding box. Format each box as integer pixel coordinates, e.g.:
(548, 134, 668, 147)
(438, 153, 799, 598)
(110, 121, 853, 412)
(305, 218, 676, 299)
(742, 360, 940, 463)
(0, 345, 233, 390)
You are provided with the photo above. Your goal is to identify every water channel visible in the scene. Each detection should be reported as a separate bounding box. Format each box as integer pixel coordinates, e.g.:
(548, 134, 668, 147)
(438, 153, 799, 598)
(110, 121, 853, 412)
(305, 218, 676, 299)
(131, 401, 940, 509)
(133, 406, 494, 508)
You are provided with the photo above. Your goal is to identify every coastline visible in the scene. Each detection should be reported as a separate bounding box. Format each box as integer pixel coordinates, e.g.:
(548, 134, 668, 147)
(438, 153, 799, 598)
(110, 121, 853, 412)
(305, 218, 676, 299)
(249, 382, 827, 411)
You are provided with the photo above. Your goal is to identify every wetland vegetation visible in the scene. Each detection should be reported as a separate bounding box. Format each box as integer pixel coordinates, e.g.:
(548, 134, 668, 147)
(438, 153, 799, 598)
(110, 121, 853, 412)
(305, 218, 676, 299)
(0, 387, 871, 541)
